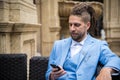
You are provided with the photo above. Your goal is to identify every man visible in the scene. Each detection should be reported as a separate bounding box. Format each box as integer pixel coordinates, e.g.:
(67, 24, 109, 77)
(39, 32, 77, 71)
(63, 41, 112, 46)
(46, 2, 120, 80)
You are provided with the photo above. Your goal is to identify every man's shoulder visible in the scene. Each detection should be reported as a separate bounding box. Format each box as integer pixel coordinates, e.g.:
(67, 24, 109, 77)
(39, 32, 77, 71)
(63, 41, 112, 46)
(90, 36, 108, 45)
(55, 37, 71, 43)
(53, 37, 71, 48)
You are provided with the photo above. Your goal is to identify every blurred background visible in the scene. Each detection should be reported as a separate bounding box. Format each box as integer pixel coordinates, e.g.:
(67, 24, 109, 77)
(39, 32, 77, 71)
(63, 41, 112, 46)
(0, 0, 119, 58)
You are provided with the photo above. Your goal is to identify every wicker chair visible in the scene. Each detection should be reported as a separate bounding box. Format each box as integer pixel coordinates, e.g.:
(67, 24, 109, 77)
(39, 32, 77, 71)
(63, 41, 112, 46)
(29, 56, 49, 80)
(29, 56, 120, 80)
(0, 54, 27, 80)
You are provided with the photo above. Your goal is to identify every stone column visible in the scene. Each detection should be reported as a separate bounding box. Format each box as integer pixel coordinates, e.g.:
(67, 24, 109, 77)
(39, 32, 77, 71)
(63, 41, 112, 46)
(0, 0, 41, 56)
(40, 0, 61, 56)
(104, 0, 120, 55)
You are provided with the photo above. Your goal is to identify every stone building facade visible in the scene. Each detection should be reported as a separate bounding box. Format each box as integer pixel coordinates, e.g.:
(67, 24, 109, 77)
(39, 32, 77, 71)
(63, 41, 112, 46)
(0, 0, 120, 58)
(0, 0, 40, 59)
(104, 0, 120, 56)
(36, 0, 120, 56)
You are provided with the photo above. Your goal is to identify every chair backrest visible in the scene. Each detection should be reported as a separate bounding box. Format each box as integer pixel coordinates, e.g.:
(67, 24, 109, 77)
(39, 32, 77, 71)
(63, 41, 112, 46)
(29, 56, 49, 80)
(0, 54, 27, 80)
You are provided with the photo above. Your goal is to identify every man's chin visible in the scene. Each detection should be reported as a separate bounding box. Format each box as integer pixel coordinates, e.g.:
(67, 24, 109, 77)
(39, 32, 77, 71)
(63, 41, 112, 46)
(71, 35, 78, 38)
(71, 37, 78, 41)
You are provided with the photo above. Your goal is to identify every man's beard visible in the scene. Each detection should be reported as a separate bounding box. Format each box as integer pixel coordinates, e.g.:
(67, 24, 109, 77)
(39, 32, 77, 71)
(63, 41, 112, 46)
(70, 32, 85, 42)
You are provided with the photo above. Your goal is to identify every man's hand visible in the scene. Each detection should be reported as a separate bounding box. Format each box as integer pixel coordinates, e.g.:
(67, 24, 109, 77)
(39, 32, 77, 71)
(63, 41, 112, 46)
(49, 66, 66, 80)
(96, 67, 115, 80)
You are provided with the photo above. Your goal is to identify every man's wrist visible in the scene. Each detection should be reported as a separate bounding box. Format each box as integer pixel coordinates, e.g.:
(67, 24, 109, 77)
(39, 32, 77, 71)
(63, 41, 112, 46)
(103, 67, 116, 74)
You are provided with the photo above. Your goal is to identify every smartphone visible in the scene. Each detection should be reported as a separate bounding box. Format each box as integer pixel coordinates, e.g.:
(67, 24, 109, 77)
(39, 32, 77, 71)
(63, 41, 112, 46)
(50, 64, 61, 71)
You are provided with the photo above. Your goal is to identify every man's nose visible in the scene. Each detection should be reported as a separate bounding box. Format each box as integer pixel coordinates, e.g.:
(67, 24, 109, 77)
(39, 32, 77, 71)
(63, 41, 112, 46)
(70, 25, 76, 31)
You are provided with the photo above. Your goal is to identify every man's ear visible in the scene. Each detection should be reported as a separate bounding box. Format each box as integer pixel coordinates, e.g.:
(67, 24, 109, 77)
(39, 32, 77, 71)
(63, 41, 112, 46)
(86, 22, 91, 30)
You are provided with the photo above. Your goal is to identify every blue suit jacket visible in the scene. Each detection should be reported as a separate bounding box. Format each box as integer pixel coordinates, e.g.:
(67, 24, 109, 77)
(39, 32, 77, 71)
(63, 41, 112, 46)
(46, 35, 120, 80)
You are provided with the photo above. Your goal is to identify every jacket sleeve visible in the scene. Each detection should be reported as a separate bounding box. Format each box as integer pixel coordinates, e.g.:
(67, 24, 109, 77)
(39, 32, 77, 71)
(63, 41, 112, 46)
(45, 41, 57, 80)
(99, 41, 120, 72)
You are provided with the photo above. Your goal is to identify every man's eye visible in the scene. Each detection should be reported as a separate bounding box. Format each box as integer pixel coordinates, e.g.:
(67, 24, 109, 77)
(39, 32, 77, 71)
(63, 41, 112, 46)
(74, 23, 81, 27)
(69, 23, 81, 27)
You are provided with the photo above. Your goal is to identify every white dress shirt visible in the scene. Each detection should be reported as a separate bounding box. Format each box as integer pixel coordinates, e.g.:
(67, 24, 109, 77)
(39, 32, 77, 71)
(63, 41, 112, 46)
(70, 36, 87, 57)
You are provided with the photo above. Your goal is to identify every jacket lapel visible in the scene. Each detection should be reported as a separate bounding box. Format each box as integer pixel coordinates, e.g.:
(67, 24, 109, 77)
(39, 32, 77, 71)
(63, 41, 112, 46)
(76, 35, 94, 70)
(59, 37, 72, 66)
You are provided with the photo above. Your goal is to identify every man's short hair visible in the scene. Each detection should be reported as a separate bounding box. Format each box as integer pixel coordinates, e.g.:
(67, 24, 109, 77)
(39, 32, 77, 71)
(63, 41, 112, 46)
(70, 3, 91, 23)
(70, 2, 98, 37)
